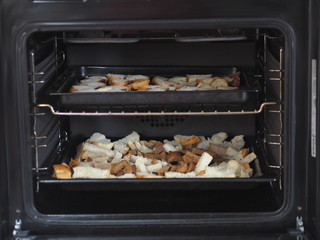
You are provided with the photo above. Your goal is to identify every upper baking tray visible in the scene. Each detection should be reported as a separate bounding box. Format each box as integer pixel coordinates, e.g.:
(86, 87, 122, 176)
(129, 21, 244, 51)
(48, 66, 260, 108)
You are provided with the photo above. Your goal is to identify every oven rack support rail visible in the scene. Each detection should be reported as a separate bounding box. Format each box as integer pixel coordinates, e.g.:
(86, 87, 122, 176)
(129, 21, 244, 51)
(29, 37, 66, 192)
(37, 102, 277, 116)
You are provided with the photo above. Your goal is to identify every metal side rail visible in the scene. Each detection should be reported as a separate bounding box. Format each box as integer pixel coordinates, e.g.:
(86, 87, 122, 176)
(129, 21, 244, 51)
(37, 102, 277, 116)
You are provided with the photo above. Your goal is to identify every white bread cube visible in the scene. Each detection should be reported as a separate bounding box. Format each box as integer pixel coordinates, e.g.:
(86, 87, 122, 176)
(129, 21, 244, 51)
(163, 142, 178, 153)
(239, 152, 257, 164)
(146, 162, 163, 172)
(83, 143, 115, 159)
(195, 152, 213, 174)
(211, 132, 228, 146)
(73, 165, 110, 178)
(164, 171, 196, 178)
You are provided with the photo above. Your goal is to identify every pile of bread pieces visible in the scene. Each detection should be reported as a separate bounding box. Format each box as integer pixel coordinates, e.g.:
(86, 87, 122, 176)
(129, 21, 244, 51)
(53, 131, 258, 179)
(70, 72, 240, 92)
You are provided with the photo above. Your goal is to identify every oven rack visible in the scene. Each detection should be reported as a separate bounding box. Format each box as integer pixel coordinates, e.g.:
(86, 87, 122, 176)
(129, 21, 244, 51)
(37, 101, 277, 116)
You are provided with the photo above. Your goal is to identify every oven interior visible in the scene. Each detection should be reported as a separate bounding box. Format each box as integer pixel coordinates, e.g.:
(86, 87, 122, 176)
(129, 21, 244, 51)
(27, 27, 286, 215)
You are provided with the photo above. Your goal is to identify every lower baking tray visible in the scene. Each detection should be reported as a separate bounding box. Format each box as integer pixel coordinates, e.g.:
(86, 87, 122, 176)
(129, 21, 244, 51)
(37, 136, 280, 191)
(47, 66, 261, 107)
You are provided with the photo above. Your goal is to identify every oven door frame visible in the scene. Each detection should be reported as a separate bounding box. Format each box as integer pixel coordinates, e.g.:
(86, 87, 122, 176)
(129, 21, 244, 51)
(0, 0, 312, 238)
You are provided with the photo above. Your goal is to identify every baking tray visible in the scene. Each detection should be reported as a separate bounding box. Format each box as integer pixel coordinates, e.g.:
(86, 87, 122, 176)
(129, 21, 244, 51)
(48, 66, 261, 107)
(37, 135, 280, 191)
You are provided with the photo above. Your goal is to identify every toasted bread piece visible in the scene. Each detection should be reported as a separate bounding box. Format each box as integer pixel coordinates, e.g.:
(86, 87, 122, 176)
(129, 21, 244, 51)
(157, 165, 171, 176)
(191, 148, 217, 158)
(209, 144, 227, 156)
(137, 85, 169, 91)
(228, 72, 241, 87)
(210, 78, 228, 89)
(128, 79, 150, 90)
(110, 79, 129, 86)
(187, 162, 196, 172)
(106, 73, 126, 80)
(152, 76, 169, 83)
(167, 151, 183, 163)
(70, 85, 96, 92)
(195, 78, 215, 86)
(53, 163, 72, 179)
(111, 160, 129, 175)
(176, 161, 188, 173)
(174, 135, 201, 146)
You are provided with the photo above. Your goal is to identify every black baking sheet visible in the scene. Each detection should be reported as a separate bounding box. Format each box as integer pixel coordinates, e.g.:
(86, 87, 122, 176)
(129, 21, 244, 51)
(38, 136, 280, 191)
(48, 66, 260, 107)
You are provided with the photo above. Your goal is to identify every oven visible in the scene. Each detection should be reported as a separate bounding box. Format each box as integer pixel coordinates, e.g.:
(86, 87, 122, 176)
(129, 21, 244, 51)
(0, 0, 319, 239)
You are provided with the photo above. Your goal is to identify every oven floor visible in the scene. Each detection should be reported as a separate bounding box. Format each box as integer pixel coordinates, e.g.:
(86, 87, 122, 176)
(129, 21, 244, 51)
(34, 182, 281, 214)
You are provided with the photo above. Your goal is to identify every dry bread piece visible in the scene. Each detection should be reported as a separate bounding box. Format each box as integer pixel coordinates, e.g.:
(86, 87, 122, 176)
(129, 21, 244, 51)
(210, 78, 229, 89)
(80, 82, 106, 88)
(239, 152, 257, 164)
(196, 83, 214, 90)
(73, 165, 110, 178)
(164, 171, 196, 178)
(195, 78, 215, 85)
(152, 76, 168, 83)
(88, 133, 114, 150)
(70, 85, 96, 92)
(110, 79, 129, 86)
(174, 135, 201, 146)
(195, 152, 213, 174)
(85, 75, 107, 80)
(163, 142, 178, 153)
(146, 162, 163, 172)
(176, 86, 198, 91)
(168, 76, 187, 84)
(211, 132, 228, 146)
(136, 172, 163, 178)
(83, 143, 115, 160)
(80, 78, 107, 84)
(53, 163, 72, 179)
(186, 74, 212, 82)
(137, 85, 169, 91)
(126, 75, 149, 82)
(203, 160, 251, 178)
(106, 73, 126, 80)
